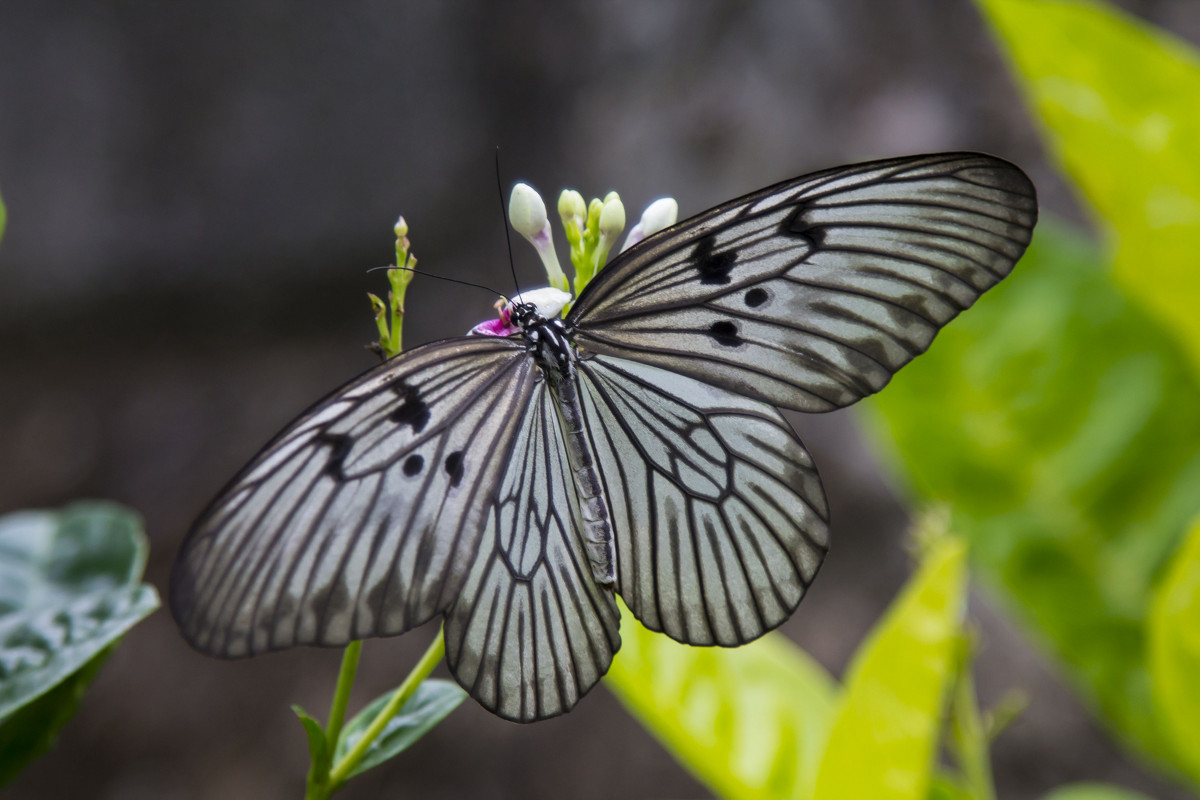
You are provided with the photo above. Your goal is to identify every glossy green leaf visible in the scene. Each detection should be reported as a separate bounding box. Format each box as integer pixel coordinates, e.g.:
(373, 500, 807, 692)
(333, 679, 465, 780)
(812, 534, 967, 800)
(0, 502, 159, 784)
(0, 502, 159, 719)
(1148, 513, 1200, 782)
(1041, 783, 1156, 800)
(865, 221, 1200, 761)
(606, 602, 836, 800)
(978, 0, 1200, 376)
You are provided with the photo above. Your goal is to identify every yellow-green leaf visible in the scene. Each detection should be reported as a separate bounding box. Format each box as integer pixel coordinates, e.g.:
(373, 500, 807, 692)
(1148, 513, 1200, 783)
(1042, 783, 1156, 800)
(606, 603, 836, 800)
(812, 535, 968, 800)
(978, 0, 1200, 376)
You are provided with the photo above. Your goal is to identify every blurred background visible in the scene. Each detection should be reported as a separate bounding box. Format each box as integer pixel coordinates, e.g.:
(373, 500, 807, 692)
(2, 1, 1199, 798)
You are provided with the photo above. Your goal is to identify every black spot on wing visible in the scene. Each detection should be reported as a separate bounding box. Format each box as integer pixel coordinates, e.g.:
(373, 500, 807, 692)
(388, 379, 431, 432)
(708, 320, 742, 347)
(444, 451, 465, 487)
(781, 205, 825, 247)
(744, 288, 769, 308)
(320, 434, 353, 478)
(403, 454, 425, 477)
(693, 235, 737, 285)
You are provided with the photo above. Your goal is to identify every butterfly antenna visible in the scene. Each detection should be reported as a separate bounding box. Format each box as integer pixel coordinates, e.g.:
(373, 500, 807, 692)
(365, 264, 504, 298)
(496, 146, 522, 305)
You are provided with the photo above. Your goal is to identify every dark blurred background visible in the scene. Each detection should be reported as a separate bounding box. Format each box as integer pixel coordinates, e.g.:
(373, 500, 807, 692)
(3, 2, 1199, 798)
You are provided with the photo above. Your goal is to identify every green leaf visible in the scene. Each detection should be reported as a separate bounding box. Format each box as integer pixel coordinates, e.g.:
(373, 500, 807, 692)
(292, 705, 329, 769)
(865, 220, 1200, 762)
(0, 644, 115, 786)
(1041, 783, 1156, 800)
(927, 773, 975, 800)
(812, 534, 967, 800)
(1148, 513, 1200, 782)
(0, 502, 159, 784)
(332, 679, 465, 780)
(978, 0, 1200, 376)
(0, 184, 6, 246)
(606, 602, 836, 800)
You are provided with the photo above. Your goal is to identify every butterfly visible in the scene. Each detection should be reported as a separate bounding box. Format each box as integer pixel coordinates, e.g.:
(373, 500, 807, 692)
(171, 152, 1037, 722)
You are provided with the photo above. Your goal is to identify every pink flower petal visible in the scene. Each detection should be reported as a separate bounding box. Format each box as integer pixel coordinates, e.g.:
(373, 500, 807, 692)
(469, 318, 519, 337)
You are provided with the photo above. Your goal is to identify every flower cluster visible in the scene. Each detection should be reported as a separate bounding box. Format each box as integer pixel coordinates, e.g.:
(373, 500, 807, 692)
(470, 183, 678, 335)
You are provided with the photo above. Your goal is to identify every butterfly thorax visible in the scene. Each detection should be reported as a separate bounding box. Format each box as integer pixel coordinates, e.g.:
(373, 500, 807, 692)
(516, 305, 617, 586)
(518, 310, 576, 391)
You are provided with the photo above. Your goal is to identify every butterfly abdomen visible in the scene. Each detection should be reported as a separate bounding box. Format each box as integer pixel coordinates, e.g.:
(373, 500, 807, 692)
(526, 315, 618, 585)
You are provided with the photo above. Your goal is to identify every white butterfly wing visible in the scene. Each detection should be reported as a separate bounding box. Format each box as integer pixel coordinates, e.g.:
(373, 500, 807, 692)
(170, 336, 538, 657)
(577, 355, 828, 645)
(569, 152, 1037, 412)
(444, 380, 620, 721)
(173, 151, 1039, 724)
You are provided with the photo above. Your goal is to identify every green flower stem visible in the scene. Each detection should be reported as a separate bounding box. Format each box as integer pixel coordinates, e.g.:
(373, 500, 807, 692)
(324, 641, 362, 757)
(326, 630, 446, 789)
(384, 266, 412, 357)
(948, 648, 996, 800)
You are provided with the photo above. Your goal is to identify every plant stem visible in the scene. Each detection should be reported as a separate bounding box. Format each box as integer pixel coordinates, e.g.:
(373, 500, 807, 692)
(950, 662, 996, 800)
(325, 641, 362, 753)
(325, 630, 446, 789)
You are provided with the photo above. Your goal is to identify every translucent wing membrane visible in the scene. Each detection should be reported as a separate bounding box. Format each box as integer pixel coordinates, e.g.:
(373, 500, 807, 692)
(569, 153, 1037, 412)
(444, 383, 620, 721)
(578, 355, 829, 645)
(173, 151, 1037, 724)
(170, 337, 536, 657)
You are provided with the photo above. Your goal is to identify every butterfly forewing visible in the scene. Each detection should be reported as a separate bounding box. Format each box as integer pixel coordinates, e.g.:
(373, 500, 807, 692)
(569, 153, 1037, 412)
(171, 336, 537, 657)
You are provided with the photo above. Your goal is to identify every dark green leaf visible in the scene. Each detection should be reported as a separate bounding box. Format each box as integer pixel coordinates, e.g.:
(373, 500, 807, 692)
(0, 644, 114, 786)
(0, 501, 159, 783)
(333, 679, 465, 779)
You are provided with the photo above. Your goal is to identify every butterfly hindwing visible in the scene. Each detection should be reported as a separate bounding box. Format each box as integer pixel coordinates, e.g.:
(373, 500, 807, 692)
(170, 336, 538, 658)
(577, 354, 829, 646)
(444, 381, 621, 721)
(569, 152, 1037, 412)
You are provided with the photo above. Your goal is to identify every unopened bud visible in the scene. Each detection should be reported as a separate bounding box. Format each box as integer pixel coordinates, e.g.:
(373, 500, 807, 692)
(509, 183, 549, 241)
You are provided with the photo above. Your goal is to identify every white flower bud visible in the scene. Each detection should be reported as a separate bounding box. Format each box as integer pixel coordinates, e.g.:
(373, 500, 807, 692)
(598, 196, 626, 239)
(557, 189, 587, 230)
(509, 182, 568, 292)
(509, 183, 548, 241)
(621, 197, 678, 252)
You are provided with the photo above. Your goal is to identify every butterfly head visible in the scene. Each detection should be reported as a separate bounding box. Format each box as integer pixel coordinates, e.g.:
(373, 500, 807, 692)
(507, 300, 543, 331)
